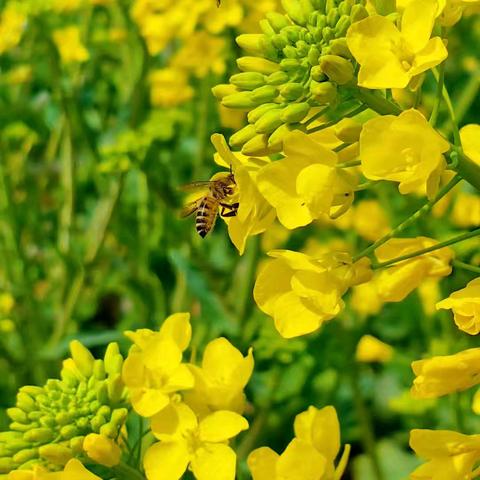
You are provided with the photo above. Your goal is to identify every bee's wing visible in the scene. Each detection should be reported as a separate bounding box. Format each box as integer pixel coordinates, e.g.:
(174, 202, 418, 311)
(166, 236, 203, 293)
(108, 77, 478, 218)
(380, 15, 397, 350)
(178, 181, 214, 192)
(180, 199, 202, 218)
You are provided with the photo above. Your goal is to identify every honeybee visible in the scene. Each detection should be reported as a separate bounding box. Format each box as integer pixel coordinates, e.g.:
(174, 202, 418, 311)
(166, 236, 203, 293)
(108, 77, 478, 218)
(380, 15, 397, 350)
(180, 172, 238, 238)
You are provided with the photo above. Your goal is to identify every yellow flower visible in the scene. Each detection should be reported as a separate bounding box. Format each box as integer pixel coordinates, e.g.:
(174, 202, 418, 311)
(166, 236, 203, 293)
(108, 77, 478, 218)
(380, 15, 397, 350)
(248, 405, 349, 480)
(346, 0, 448, 88)
(254, 249, 372, 338)
(374, 237, 453, 302)
(122, 313, 194, 417)
(451, 191, 480, 228)
(256, 131, 356, 230)
(460, 124, 480, 165)
(0, 292, 15, 315)
(409, 429, 480, 479)
(436, 278, 480, 335)
(83, 434, 121, 467)
(184, 337, 254, 417)
(356, 335, 393, 363)
(8, 459, 100, 480)
(360, 110, 450, 198)
(411, 348, 480, 398)
(145, 403, 248, 480)
(0, 4, 26, 54)
(200, 0, 244, 33)
(172, 32, 226, 78)
(149, 68, 194, 108)
(52, 27, 89, 64)
(211, 134, 276, 254)
(418, 278, 442, 316)
(352, 200, 390, 242)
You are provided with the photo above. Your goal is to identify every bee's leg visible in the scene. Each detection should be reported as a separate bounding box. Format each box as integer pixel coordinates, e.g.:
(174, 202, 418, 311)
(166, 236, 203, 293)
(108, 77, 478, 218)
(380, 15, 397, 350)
(219, 202, 239, 217)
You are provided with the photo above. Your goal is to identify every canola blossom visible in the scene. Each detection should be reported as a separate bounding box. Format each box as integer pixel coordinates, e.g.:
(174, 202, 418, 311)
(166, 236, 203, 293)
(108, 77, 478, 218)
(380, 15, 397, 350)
(0, 0, 480, 478)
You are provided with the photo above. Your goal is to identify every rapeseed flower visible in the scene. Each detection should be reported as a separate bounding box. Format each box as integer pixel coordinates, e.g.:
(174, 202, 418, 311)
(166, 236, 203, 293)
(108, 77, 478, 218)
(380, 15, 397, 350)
(254, 249, 371, 338)
(436, 278, 480, 335)
(460, 124, 480, 165)
(360, 109, 450, 198)
(374, 237, 453, 302)
(352, 200, 390, 241)
(0, 4, 26, 54)
(356, 335, 393, 363)
(149, 69, 194, 108)
(184, 337, 254, 417)
(346, 0, 448, 88)
(145, 403, 248, 480)
(83, 433, 121, 467)
(8, 459, 101, 479)
(52, 27, 89, 64)
(122, 313, 194, 417)
(409, 429, 480, 479)
(451, 192, 480, 227)
(411, 348, 480, 398)
(256, 131, 357, 229)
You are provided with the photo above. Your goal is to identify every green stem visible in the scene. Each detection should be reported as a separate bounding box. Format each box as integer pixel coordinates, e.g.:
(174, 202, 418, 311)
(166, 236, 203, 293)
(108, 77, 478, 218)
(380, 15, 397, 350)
(354, 88, 402, 115)
(372, 227, 480, 270)
(453, 150, 480, 192)
(352, 174, 462, 262)
(429, 61, 445, 127)
(113, 462, 145, 480)
(452, 260, 480, 275)
(337, 159, 361, 168)
(350, 362, 385, 480)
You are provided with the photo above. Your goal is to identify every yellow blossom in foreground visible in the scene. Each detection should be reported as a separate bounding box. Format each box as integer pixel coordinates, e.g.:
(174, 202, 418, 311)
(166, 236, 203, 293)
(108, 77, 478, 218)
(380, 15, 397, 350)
(411, 348, 480, 398)
(248, 405, 349, 480)
(184, 337, 254, 417)
(254, 249, 371, 338)
(52, 27, 89, 64)
(83, 434, 121, 467)
(356, 335, 393, 363)
(460, 124, 480, 165)
(256, 131, 357, 230)
(409, 429, 480, 479)
(360, 110, 450, 198)
(0, 5, 26, 54)
(451, 192, 480, 227)
(122, 313, 194, 417)
(8, 459, 100, 480)
(149, 68, 194, 108)
(436, 278, 480, 335)
(375, 237, 453, 302)
(145, 403, 248, 480)
(211, 134, 276, 254)
(346, 0, 447, 88)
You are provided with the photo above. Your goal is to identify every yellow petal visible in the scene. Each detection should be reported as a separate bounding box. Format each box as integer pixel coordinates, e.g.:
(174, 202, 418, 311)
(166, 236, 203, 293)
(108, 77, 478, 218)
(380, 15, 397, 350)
(163, 364, 195, 392)
(142, 339, 182, 372)
(131, 388, 170, 417)
(144, 441, 190, 480)
(62, 459, 101, 480)
(401, 0, 437, 52)
(296, 164, 336, 217)
(460, 124, 480, 165)
(150, 402, 197, 440)
(277, 439, 327, 480)
(198, 411, 249, 442)
(247, 447, 279, 480)
(358, 52, 410, 89)
(191, 444, 236, 480)
(284, 131, 337, 167)
(83, 434, 121, 468)
(159, 313, 192, 352)
(409, 37, 448, 77)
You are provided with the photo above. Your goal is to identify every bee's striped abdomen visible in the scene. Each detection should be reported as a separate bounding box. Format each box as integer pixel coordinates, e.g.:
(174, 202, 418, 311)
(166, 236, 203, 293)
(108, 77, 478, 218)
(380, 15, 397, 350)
(195, 196, 218, 238)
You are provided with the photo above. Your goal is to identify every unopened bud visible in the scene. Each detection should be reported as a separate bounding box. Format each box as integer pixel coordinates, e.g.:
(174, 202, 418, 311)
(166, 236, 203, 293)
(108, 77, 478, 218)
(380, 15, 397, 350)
(236, 34, 265, 55)
(230, 124, 257, 148)
(311, 65, 327, 81)
(350, 4, 368, 22)
(282, 0, 308, 25)
(335, 118, 362, 143)
(60, 425, 79, 440)
(266, 71, 289, 86)
(279, 82, 304, 100)
(280, 102, 310, 123)
(319, 55, 354, 85)
(222, 92, 257, 109)
(251, 85, 278, 103)
(230, 72, 266, 90)
(23, 428, 54, 443)
(266, 12, 290, 31)
(237, 57, 280, 74)
(13, 448, 38, 464)
(83, 433, 121, 467)
(255, 109, 284, 133)
(70, 340, 95, 377)
(39, 443, 73, 465)
(211, 84, 238, 100)
(241, 134, 271, 156)
(7, 408, 28, 424)
(310, 80, 337, 103)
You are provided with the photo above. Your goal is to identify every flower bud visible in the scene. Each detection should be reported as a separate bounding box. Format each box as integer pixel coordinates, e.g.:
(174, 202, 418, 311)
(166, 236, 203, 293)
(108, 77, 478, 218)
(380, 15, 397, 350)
(222, 91, 257, 109)
(251, 85, 279, 103)
(329, 37, 350, 57)
(13, 448, 37, 464)
(335, 118, 362, 143)
(93, 360, 106, 381)
(310, 80, 337, 103)
(241, 134, 271, 156)
(99, 422, 118, 439)
(279, 82, 304, 100)
(23, 428, 54, 443)
(310, 65, 327, 81)
(255, 109, 284, 133)
(110, 408, 128, 427)
(230, 72, 266, 90)
(70, 340, 95, 378)
(266, 71, 289, 86)
(335, 15, 351, 36)
(266, 11, 290, 31)
(236, 34, 265, 55)
(280, 102, 310, 123)
(327, 7, 339, 26)
(16, 392, 36, 412)
(319, 55, 354, 84)
(83, 434, 121, 467)
(70, 436, 85, 454)
(260, 19, 276, 35)
(350, 4, 368, 22)
(282, 0, 308, 25)
(237, 56, 280, 74)
(230, 124, 258, 148)
(60, 425, 79, 440)
(7, 408, 28, 424)
(211, 84, 238, 100)
(0, 457, 15, 473)
(107, 374, 124, 404)
(39, 443, 73, 465)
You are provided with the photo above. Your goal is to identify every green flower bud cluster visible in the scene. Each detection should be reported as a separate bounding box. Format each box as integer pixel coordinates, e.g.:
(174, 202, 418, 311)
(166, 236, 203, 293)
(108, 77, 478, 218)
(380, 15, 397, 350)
(214, 0, 368, 155)
(0, 341, 128, 474)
